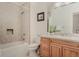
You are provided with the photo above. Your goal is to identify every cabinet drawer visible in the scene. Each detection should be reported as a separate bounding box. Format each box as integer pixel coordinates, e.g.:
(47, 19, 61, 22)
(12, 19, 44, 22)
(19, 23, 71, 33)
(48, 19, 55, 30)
(51, 38, 79, 47)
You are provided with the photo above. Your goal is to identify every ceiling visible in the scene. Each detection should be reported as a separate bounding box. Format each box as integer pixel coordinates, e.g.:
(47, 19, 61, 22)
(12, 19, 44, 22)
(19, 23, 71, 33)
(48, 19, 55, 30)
(11, 2, 26, 7)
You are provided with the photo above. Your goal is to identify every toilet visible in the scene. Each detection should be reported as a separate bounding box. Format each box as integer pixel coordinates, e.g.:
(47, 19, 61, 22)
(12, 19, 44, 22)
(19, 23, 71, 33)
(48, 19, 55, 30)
(28, 34, 40, 57)
(28, 43, 39, 57)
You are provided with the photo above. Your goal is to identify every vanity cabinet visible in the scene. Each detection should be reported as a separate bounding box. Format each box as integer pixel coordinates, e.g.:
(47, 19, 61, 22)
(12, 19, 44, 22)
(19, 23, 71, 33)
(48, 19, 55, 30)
(40, 37, 50, 57)
(63, 45, 79, 57)
(50, 43, 62, 57)
(40, 37, 79, 57)
(50, 38, 63, 57)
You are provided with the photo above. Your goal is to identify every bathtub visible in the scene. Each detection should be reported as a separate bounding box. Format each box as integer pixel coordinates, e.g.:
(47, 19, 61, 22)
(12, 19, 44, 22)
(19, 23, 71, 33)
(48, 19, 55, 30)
(0, 41, 29, 57)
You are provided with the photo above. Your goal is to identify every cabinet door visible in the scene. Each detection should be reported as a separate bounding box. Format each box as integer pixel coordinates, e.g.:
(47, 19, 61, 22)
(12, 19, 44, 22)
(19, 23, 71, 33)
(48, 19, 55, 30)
(40, 37, 50, 57)
(63, 46, 79, 57)
(50, 44, 62, 57)
(40, 46, 50, 57)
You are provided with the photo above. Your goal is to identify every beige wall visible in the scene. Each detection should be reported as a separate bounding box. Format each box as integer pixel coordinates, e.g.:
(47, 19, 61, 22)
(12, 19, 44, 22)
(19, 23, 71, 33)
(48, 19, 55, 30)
(21, 3, 30, 44)
(0, 2, 51, 44)
(30, 2, 48, 43)
(0, 3, 22, 44)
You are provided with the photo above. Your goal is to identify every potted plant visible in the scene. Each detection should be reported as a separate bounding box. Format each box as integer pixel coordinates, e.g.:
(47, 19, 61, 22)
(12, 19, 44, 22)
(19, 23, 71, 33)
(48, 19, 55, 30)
(49, 25, 61, 33)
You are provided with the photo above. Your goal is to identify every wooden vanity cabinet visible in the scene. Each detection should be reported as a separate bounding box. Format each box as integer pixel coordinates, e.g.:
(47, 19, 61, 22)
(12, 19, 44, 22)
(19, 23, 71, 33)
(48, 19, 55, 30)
(62, 44, 79, 57)
(50, 43, 62, 57)
(40, 37, 50, 57)
(40, 37, 79, 57)
(62, 41, 79, 57)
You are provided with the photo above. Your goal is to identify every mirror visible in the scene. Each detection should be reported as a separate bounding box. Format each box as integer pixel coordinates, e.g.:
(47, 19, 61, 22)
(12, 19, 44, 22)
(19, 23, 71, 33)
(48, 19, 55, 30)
(47, 2, 79, 34)
(73, 12, 79, 34)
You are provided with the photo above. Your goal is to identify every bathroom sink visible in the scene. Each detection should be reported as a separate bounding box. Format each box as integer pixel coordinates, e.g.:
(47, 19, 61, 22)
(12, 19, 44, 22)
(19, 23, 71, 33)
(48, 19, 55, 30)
(52, 33, 79, 42)
(43, 32, 79, 43)
(50, 32, 73, 37)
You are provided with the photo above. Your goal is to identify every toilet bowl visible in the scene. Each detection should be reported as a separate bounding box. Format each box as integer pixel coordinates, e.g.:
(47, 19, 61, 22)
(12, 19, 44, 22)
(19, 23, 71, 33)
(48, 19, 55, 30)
(28, 34, 40, 56)
(28, 43, 39, 57)
(28, 43, 39, 50)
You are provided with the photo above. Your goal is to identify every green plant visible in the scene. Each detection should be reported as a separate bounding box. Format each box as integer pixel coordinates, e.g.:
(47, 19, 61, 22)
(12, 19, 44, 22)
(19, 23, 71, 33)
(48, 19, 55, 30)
(49, 25, 53, 33)
(49, 25, 61, 33)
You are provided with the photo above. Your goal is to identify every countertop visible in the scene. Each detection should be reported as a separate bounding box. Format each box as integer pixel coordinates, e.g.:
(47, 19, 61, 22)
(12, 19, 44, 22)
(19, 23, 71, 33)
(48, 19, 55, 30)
(41, 33, 79, 43)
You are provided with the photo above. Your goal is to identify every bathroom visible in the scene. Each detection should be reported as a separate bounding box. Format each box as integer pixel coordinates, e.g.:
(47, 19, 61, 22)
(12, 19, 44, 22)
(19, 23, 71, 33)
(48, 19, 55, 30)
(1, 2, 79, 57)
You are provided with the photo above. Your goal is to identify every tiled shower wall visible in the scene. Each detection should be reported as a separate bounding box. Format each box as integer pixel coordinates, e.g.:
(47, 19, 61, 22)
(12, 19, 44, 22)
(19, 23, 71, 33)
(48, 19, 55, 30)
(0, 3, 22, 44)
